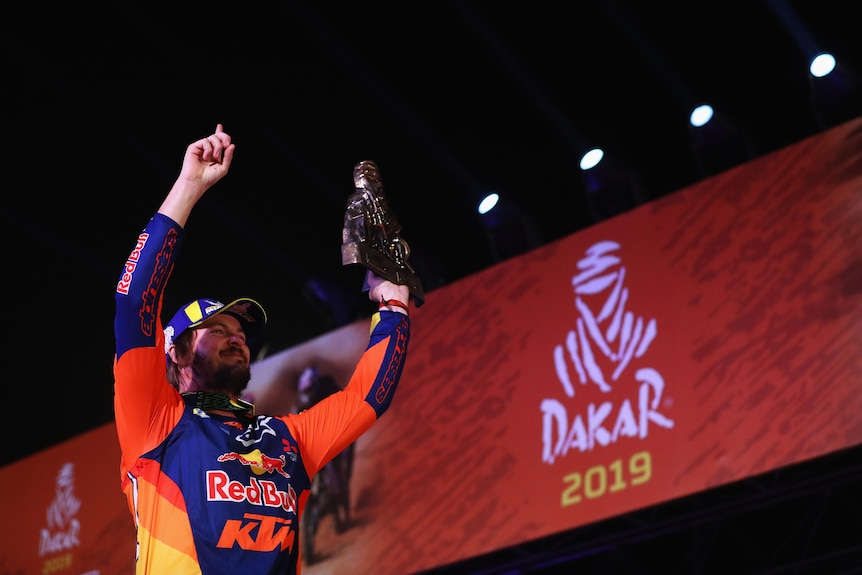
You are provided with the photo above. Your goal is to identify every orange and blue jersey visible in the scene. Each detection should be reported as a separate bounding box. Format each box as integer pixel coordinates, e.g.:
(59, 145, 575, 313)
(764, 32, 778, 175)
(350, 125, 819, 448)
(113, 213, 410, 574)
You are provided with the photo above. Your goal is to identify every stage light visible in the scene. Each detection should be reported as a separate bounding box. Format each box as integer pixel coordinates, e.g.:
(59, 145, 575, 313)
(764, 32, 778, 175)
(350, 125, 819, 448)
(809, 52, 836, 78)
(478, 192, 500, 215)
(768, 0, 861, 128)
(579, 148, 604, 171)
(689, 104, 714, 128)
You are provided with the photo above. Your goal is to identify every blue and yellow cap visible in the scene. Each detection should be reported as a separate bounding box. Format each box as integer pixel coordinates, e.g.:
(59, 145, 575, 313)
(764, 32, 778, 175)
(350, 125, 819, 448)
(164, 297, 267, 356)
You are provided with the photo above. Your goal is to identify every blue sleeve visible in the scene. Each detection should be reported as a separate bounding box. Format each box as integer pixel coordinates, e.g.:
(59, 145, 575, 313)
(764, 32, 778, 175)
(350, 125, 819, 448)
(365, 310, 411, 417)
(114, 213, 184, 360)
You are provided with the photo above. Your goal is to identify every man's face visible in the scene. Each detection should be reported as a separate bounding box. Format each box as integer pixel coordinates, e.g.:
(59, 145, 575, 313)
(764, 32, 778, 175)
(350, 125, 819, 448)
(188, 313, 252, 395)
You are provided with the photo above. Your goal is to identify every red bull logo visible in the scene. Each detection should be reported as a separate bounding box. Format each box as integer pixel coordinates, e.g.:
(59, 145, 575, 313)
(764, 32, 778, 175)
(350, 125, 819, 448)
(207, 471, 298, 513)
(217, 449, 290, 478)
(116, 232, 148, 296)
(211, 450, 297, 512)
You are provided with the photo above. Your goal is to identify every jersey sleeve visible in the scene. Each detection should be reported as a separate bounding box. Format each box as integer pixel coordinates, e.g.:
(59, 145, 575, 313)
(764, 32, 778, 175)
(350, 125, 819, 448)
(113, 213, 186, 481)
(287, 310, 410, 476)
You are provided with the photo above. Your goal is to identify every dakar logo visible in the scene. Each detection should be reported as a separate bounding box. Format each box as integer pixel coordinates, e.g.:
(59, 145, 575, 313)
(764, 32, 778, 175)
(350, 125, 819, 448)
(541, 240, 674, 463)
(39, 463, 82, 556)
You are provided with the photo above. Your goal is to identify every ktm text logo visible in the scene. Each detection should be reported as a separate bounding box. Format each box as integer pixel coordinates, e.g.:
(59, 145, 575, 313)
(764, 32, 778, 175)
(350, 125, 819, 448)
(217, 513, 295, 552)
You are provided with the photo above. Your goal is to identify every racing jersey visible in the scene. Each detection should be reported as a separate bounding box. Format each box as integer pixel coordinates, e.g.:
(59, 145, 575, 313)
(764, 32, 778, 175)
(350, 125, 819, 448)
(113, 213, 410, 574)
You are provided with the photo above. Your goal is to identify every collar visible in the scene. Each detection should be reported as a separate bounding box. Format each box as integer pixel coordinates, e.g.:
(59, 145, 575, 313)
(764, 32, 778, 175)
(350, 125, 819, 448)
(181, 391, 255, 422)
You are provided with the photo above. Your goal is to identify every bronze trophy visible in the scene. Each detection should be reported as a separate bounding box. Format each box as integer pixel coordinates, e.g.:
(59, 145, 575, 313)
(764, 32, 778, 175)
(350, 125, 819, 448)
(342, 160, 425, 306)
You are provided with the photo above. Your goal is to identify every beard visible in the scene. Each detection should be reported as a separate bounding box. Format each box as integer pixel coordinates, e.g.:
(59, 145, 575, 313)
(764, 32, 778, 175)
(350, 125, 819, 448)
(191, 349, 251, 396)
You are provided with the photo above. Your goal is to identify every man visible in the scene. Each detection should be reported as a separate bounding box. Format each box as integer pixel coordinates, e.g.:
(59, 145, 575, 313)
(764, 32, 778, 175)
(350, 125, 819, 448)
(113, 124, 411, 574)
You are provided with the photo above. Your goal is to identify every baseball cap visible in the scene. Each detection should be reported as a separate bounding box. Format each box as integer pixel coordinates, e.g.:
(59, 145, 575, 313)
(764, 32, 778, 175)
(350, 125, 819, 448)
(164, 297, 267, 355)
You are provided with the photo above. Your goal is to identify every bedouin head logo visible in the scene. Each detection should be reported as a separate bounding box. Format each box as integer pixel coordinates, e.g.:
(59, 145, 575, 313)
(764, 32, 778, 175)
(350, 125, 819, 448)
(46, 463, 81, 529)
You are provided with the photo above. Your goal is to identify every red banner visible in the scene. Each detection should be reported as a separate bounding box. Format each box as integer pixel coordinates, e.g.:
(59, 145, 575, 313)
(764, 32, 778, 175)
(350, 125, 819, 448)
(0, 425, 134, 575)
